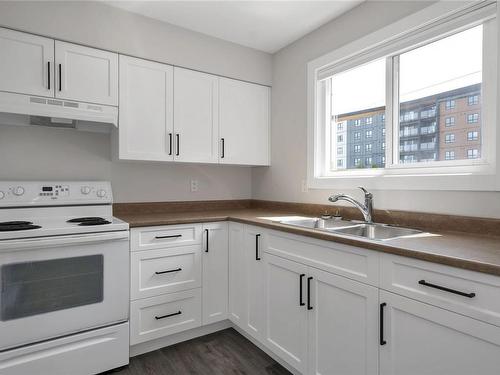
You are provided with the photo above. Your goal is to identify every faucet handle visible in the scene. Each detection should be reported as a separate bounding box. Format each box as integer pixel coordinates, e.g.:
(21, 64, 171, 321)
(358, 186, 372, 198)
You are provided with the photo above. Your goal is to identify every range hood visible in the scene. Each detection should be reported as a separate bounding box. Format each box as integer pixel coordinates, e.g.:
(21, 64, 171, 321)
(0, 91, 118, 133)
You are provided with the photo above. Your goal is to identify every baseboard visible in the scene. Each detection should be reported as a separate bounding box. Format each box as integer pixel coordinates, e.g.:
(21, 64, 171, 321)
(231, 325, 302, 375)
(130, 319, 232, 357)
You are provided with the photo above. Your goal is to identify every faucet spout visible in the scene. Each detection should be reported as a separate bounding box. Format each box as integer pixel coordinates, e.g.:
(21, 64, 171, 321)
(328, 187, 374, 223)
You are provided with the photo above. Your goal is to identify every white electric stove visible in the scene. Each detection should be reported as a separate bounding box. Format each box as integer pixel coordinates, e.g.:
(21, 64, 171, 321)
(0, 181, 130, 375)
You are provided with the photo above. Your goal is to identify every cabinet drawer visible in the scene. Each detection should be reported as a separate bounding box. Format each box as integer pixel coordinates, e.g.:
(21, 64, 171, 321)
(130, 289, 201, 345)
(265, 230, 379, 286)
(131, 224, 202, 251)
(131, 245, 201, 300)
(380, 253, 500, 327)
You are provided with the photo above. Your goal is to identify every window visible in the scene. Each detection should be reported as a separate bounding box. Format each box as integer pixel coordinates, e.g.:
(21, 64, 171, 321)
(468, 94, 479, 105)
(467, 149, 480, 159)
(365, 157, 372, 165)
(337, 135, 343, 142)
(337, 123, 344, 131)
(310, 2, 497, 190)
(467, 131, 479, 141)
(467, 113, 479, 123)
(337, 159, 344, 168)
(337, 146, 343, 155)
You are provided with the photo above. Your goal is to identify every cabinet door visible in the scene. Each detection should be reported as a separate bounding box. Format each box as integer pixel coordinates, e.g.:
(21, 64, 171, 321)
(0, 28, 54, 97)
(228, 222, 247, 326)
(308, 267, 379, 375)
(174, 68, 219, 163)
(380, 290, 500, 375)
(264, 253, 308, 373)
(202, 222, 228, 325)
(118, 55, 174, 161)
(219, 78, 270, 166)
(244, 226, 266, 341)
(55, 41, 118, 105)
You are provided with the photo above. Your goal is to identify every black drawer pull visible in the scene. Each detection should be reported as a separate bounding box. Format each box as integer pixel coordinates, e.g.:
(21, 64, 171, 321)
(168, 133, 173, 155)
(155, 268, 182, 275)
(58, 63, 62, 91)
(299, 274, 305, 306)
(155, 311, 182, 320)
(205, 229, 209, 253)
(221, 138, 225, 158)
(255, 234, 261, 260)
(176, 134, 180, 156)
(307, 276, 313, 310)
(418, 280, 476, 298)
(47, 61, 51, 90)
(380, 302, 387, 345)
(155, 234, 182, 239)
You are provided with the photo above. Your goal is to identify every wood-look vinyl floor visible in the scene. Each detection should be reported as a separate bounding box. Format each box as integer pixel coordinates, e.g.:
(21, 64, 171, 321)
(109, 328, 292, 375)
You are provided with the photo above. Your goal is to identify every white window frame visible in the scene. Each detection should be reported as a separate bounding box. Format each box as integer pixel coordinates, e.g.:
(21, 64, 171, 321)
(307, 1, 499, 191)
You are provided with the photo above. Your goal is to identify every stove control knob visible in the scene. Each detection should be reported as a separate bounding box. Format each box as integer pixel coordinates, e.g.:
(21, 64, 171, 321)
(81, 186, 91, 195)
(13, 186, 24, 196)
(97, 189, 107, 198)
(0, 191, 4, 200)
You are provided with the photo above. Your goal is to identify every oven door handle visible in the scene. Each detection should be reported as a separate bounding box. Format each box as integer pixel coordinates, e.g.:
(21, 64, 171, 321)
(0, 231, 129, 251)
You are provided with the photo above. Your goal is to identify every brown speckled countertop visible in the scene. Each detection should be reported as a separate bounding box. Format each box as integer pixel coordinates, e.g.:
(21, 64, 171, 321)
(115, 207, 500, 277)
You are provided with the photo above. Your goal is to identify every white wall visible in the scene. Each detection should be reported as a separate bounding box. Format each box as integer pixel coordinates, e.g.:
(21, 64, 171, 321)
(252, 1, 500, 218)
(0, 1, 269, 202)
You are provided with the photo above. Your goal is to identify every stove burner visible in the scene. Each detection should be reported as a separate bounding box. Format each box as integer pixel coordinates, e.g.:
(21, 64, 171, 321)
(0, 221, 41, 231)
(67, 217, 107, 223)
(78, 220, 112, 226)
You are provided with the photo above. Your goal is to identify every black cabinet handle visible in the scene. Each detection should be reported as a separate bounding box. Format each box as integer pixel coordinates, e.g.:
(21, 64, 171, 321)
(155, 267, 182, 275)
(418, 280, 476, 298)
(47, 61, 51, 90)
(58, 64, 62, 91)
(380, 302, 387, 345)
(307, 276, 313, 310)
(155, 310, 182, 320)
(205, 229, 209, 253)
(155, 234, 182, 239)
(299, 274, 305, 306)
(176, 134, 180, 156)
(255, 234, 261, 260)
(221, 138, 225, 158)
(168, 133, 173, 155)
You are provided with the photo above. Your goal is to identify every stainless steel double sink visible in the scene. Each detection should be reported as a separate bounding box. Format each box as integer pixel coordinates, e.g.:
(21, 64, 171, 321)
(278, 217, 423, 241)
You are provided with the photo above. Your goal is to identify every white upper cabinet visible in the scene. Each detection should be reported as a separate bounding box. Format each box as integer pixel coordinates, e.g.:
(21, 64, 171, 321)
(55, 41, 118, 106)
(219, 78, 270, 166)
(174, 68, 219, 163)
(0, 28, 54, 97)
(117, 55, 174, 161)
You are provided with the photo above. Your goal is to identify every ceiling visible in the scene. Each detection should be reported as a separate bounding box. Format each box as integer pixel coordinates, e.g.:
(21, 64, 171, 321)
(103, 1, 364, 53)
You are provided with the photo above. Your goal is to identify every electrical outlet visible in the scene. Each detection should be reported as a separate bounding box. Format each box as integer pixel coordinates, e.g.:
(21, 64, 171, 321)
(301, 179, 308, 193)
(190, 180, 199, 192)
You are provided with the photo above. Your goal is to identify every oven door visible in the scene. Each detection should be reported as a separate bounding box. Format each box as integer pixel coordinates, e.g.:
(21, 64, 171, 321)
(0, 231, 129, 351)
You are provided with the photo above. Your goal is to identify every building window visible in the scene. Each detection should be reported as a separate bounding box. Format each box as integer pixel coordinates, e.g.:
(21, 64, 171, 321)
(467, 149, 480, 159)
(382, 142, 386, 150)
(445, 134, 455, 143)
(366, 130, 373, 138)
(445, 151, 455, 160)
(381, 114, 386, 122)
(366, 117, 373, 125)
(354, 132, 361, 141)
(353, 119, 361, 127)
(366, 143, 372, 152)
(365, 157, 372, 165)
(337, 123, 344, 131)
(337, 159, 344, 168)
(337, 146, 343, 155)
(354, 158, 361, 166)
(354, 145, 361, 153)
(467, 113, 479, 123)
(445, 117, 455, 127)
(468, 94, 479, 105)
(445, 99, 456, 110)
(337, 135, 343, 142)
(382, 128, 386, 136)
(467, 131, 479, 141)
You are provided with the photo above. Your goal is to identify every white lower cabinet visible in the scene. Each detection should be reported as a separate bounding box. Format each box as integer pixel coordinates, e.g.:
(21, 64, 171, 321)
(228, 222, 247, 326)
(379, 290, 500, 375)
(202, 222, 229, 325)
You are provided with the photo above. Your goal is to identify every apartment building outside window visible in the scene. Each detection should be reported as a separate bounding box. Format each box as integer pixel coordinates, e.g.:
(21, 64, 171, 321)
(445, 117, 455, 127)
(445, 151, 455, 160)
(337, 123, 344, 131)
(468, 94, 479, 105)
(445, 134, 455, 143)
(467, 149, 479, 159)
(354, 132, 361, 140)
(467, 131, 479, 141)
(354, 119, 361, 126)
(354, 158, 361, 166)
(445, 99, 456, 110)
(354, 145, 361, 153)
(337, 135, 343, 142)
(366, 130, 373, 138)
(365, 157, 372, 165)
(337, 146, 343, 155)
(366, 143, 372, 152)
(337, 159, 344, 168)
(467, 113, 479, 123)
(366, 117, 373, 125)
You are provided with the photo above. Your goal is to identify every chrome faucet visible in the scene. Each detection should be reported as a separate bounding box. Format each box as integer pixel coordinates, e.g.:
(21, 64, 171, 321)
(328, 187, 374, 223)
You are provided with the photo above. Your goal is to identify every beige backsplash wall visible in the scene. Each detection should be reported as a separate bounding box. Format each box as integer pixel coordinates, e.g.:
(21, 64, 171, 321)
(0, 1, 269, 203)
(252, 0, 500, 219)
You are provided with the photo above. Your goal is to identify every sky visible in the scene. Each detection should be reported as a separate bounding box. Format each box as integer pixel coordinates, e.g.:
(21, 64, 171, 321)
(330, 25, 483, 116)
